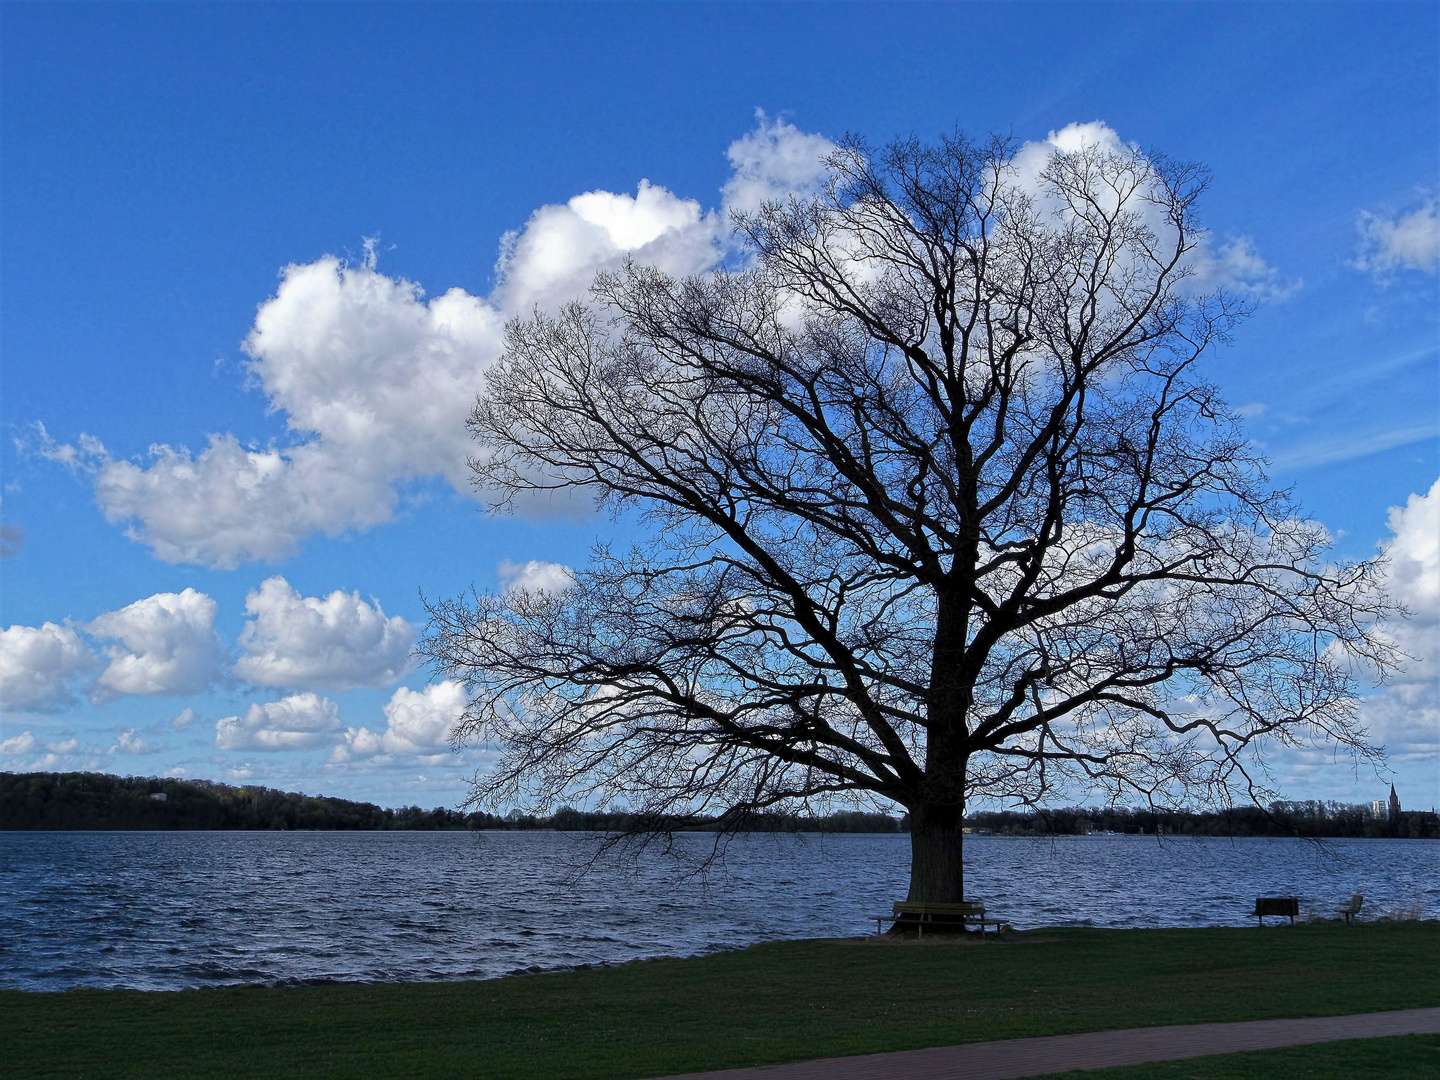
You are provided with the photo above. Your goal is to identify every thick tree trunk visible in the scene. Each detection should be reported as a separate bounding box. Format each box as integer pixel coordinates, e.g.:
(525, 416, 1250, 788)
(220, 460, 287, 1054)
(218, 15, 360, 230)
(906, 801, 966, 902)
(913, 585, 971, 903)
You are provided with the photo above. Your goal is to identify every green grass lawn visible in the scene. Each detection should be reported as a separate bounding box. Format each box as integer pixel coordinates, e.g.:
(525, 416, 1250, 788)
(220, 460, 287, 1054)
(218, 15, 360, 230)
(1030, 1035, 1440, 1079)
(4, 922, 1436, 1079)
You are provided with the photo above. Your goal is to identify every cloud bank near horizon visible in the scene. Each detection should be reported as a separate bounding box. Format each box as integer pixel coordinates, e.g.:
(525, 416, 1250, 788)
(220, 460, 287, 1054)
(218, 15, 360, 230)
(6, 481, 1431, 795)
(0, 572, 480, 775)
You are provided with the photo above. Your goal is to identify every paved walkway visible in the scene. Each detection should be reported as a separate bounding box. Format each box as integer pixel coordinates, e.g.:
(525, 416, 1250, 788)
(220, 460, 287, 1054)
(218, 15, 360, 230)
(648, 1007, 1440, 1080)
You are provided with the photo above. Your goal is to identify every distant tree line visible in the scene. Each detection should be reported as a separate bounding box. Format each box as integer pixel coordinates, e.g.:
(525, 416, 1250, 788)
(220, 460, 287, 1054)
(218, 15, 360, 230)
(0, 773, 904, 833)
(3, 772, 403, 831)
(2, 772, 1432, 838)
(966, 802, 1438, 840)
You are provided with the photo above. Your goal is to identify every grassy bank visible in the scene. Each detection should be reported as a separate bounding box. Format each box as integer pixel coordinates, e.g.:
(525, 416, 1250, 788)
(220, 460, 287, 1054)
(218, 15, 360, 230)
(5, 922, 1436, 1079)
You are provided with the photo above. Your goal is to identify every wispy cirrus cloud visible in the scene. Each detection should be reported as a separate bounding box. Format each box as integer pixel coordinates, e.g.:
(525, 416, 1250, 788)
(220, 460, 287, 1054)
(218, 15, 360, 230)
(1268, 422, 1439, 472)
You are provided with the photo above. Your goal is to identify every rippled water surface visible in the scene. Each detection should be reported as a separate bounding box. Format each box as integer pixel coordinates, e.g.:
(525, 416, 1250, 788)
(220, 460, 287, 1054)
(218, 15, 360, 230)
(2, 831, 1435, 990)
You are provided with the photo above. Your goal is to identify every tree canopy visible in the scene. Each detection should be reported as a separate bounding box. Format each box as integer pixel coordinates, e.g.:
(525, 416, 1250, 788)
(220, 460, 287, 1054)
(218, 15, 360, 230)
(423, 130, 1395, 901)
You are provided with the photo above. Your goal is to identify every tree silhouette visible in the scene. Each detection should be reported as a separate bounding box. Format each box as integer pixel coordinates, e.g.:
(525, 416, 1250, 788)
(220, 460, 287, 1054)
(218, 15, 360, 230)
(423, 131, 1395, 901)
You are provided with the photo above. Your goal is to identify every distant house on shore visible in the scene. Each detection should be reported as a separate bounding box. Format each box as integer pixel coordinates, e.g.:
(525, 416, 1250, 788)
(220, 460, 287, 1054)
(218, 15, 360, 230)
(149, 792, 167, 802)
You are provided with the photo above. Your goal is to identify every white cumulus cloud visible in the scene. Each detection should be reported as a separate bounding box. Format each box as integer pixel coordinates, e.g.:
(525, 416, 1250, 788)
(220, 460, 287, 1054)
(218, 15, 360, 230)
(1359, 478, 1440, 765)
(78, 191, 714, 569)
(497, 559, 575, 596)
(244, 256, 504, 493)
(52, 117, 1284, 571)
(234, 576, 415, 692)
(92, 257, 507, 568)
(87, 589, 224, 700)
(1189, 236, 1302, 302)
(109, 729, 154, 755)
(1355, 199, 1440, 275)
(0, 731, 79, 765)
(1385, 479, 1440, 620)
(331, 680, 469, 764)
(0, 730, 39, 755)
(721, 112, 836, 217)
(95, 434, 399, 569)
(215, 692, 343, 752)
(496, 181, 721, 312)
(51, 119, 833, 570)
(0, 622, 97, 712)
(1009, 122, 1297, 302)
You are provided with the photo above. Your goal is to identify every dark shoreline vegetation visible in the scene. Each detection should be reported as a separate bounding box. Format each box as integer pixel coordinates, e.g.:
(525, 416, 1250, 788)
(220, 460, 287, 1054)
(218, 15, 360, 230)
(4, 924, 1437, 1079)
(3, 771, 1437, 838)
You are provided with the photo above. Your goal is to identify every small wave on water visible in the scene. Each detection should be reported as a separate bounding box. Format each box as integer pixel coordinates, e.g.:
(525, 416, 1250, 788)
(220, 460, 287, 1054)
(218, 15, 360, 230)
(1, 831, 1435, 990)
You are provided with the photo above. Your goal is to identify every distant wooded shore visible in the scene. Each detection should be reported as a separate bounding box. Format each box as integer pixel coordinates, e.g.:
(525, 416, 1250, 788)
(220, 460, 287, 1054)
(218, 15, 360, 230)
(2, 771, 1436, 837)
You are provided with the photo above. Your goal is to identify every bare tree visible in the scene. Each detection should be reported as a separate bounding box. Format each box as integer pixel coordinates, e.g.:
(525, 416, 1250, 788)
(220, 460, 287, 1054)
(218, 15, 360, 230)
(422, 132, 1395, 902)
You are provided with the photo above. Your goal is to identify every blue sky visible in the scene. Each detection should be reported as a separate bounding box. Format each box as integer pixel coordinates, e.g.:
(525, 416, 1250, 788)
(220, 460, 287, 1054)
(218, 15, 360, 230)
(2, 2, 1436, 810)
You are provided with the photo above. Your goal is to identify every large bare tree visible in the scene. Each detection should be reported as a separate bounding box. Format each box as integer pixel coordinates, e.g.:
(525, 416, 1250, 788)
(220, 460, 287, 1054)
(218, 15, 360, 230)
(423, 132, 1394, 902)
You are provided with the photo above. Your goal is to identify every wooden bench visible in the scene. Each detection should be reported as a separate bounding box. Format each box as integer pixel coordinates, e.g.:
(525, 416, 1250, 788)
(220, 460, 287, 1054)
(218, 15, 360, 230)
(1252, 896, 1298, 927)
(1334, 894, 1364, 924)
(872, 901, 1006, 937)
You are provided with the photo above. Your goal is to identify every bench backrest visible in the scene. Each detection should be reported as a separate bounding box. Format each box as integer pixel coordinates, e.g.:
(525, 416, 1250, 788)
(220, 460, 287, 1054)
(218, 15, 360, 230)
(1253, 897, 1299, 916)
(893, 901, 985, 917)
(1343, 894, 1364, 913)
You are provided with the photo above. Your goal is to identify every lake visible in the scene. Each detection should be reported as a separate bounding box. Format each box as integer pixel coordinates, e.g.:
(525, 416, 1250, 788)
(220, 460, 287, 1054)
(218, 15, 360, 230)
(2, 831, 1435, 990)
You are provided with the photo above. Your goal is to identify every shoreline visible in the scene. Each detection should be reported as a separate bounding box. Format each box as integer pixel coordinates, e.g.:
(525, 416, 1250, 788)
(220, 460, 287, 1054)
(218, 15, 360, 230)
(9, 918, 1440, 996)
